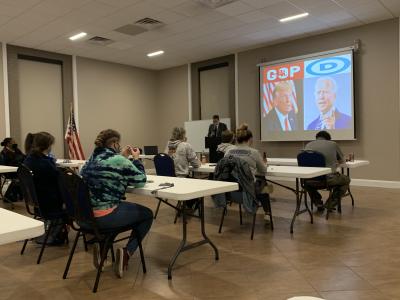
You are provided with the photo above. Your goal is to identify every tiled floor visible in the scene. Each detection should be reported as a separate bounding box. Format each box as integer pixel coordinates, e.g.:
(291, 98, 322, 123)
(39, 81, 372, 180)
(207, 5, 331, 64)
(1, 184, 400, 299)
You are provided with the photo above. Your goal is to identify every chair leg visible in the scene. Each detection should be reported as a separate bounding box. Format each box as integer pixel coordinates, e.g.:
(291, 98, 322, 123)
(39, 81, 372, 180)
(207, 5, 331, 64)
(218, 207, 227, 234)
(63, 231, 81, 279)
(154, 198, 162, 219)
(250, 212, 257, 240)
(325, 190, 333, 220)
(110, 246, 115, 263)
(137, 238, 147, 274)
(267, 199, 274, 231)
(20, 239, 29, 255)
(338, 197, 342, 214)
(239, 203, 243, 225)
(82, 233, 89, 252)
(37, 222, 53, 264)
(93, 237, 113, 293)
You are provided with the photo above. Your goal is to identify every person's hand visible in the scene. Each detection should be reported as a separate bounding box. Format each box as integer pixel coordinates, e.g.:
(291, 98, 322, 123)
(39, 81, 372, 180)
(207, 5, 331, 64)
(130, 146, 140, 160)
(121, 146, 131, 158)
(322, 114, 335, 129)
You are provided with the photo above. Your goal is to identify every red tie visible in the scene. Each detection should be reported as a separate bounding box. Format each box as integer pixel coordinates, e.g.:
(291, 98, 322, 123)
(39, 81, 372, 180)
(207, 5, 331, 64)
(285, 117, 289, 131)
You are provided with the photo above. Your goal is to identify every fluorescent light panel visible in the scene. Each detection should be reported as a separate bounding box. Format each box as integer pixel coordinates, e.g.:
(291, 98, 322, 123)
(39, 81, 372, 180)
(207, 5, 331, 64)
(279, 12, 309, 23)
(147, 50, 164, 57)
(69, 32, 87, 41)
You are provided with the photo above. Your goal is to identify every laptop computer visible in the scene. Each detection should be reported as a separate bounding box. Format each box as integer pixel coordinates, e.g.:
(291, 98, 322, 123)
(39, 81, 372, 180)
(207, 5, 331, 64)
(143, 145, 159, 155)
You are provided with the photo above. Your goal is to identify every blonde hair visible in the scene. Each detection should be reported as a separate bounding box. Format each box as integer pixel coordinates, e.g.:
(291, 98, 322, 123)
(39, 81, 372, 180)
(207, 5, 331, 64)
(272, 81, 292, 99)
(170, 127, 186, 141)
(94, 129, 120, 148)
(236, 123, 253, 143)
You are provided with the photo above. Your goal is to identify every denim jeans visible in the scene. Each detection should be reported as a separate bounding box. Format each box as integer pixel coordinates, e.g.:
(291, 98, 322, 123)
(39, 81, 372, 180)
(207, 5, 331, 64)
(95, 202, 153, 254)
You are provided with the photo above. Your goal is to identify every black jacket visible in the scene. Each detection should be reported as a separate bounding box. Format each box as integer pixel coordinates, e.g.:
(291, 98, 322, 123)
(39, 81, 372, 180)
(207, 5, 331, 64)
(23, 154, 64, 218)
(212, 156, 257, 213)
(208, 122, 228, 137)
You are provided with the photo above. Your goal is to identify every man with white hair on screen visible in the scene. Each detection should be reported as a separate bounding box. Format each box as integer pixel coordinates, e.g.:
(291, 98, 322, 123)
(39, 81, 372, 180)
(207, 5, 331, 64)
(307, 77, 351, 130)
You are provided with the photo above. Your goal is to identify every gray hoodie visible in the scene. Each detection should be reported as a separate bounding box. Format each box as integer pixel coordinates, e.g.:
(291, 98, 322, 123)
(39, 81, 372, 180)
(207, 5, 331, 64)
(225, 144, 267, 178)
(166, 140, 200, 177)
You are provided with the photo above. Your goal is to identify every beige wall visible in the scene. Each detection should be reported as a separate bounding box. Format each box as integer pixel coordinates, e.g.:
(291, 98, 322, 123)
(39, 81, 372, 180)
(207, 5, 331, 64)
(238, 18, 399, 181)
(76, 57, 159, 157)
(156, 65, 188, 150)
(0, 45, 6, 138)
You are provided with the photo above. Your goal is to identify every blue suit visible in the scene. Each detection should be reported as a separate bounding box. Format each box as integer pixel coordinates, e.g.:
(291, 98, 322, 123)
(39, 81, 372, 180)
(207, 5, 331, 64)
(307, 109, 352, 130)
(265, 109, 297, 131)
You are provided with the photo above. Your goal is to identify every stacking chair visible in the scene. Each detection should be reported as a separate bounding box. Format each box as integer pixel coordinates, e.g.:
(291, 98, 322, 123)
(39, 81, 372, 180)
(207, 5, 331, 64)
(297, 150, 337, 220)
(216, 157, 273, 240)
(153, 153, 177, 220)
(58, 168, 146, 293)
(18, 164, 68, 264)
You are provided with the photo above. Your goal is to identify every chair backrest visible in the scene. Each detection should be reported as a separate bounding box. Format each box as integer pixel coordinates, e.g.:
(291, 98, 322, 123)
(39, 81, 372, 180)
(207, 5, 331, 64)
(58, 168, 100, 236)
(143, 145, 159, 155)
(17, 164, 40, 216)
(297, 150, 326, 181)
(215, 150, 225, 163)
(154, 153, 176, 177)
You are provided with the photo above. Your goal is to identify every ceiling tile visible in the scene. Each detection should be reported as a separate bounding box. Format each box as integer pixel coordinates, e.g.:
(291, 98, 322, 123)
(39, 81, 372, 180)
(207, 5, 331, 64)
(216, 1, 254, 16)
(241, 0, 283, 9)
(261, 1, 306, 19)
(380, 0, 400, 16)
(235, 10, 271, 23)
(172, 1, 211, 17)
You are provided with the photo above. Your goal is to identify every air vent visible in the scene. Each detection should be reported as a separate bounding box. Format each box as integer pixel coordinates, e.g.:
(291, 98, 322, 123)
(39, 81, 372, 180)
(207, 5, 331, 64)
(87, 36, 113, 46)
(134, 17, 164, 30)
(195, 0, 238, 8)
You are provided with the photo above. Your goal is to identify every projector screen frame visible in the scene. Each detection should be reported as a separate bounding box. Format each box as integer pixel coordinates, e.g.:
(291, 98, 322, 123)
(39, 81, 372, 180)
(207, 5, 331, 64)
(258, 46, 356, 142)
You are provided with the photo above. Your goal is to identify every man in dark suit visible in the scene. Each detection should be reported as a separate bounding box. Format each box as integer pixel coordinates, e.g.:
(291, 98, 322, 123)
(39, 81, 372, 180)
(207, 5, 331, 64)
(307, 77, 352, 130)
(208, 115, 228, 137)
(265, 81, 298, 131)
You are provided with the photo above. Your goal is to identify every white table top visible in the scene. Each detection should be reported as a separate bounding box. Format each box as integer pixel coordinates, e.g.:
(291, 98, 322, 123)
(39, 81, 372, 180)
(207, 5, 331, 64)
(139, 154, 155, 160)
(193, 163, 331, 179)
(127, 175, 238, 201)
(0, 165, 18, 173)
(267, 158, 370, 169)
(0, 208, 44, 245)
(56, 159, 86, 168)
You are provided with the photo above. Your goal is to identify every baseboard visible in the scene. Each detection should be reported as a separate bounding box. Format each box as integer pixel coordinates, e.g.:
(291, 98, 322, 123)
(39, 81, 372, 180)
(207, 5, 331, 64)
(268, 177, 400, 189)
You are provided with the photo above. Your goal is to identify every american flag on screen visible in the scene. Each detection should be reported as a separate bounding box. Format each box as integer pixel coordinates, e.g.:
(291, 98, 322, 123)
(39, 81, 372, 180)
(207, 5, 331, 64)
(262, 80, 299, 116)
(65, 106, 85, 160)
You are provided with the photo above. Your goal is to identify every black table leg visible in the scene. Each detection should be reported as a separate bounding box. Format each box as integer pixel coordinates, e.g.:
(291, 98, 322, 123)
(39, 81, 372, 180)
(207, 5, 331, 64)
(347, 168, 355, 206)
(290, 178, 301, 234)
(199, 197, 219, 261)
(167, 198, 219, 280)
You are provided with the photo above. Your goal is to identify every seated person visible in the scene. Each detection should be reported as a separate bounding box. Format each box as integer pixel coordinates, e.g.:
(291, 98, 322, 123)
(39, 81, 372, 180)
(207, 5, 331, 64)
(225, 123, 271, 219)
(216, 130, 235, 154)
(166, 127, 201, 210)
(1, 137, 25, 201)
(304, 130, 350, 211)
(23, 132, 67, 245)
(81, 129, 153, 278)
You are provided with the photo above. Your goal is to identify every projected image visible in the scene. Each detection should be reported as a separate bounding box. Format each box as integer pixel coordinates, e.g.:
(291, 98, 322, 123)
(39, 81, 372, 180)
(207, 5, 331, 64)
(260, 50, 354, 141)
(262, 80, 302, 131)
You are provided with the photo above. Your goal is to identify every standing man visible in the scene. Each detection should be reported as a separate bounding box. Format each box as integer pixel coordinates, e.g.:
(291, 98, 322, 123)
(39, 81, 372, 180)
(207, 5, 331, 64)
(208, 115, 228, 137)
(265, 81, 298, 131)
(304, 131, 350, 211)
(307, 77, 352, 130)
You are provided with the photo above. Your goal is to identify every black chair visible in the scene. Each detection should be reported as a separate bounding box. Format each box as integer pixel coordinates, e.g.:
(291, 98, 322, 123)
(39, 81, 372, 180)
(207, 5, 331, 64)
(215, 150, 225, 163)
(216, 158, 273, 240)
(153, 153, 178, 220)
(58, 169, 146, 293)
(17, 164, 67, 264)
(297, 150, 335, 220)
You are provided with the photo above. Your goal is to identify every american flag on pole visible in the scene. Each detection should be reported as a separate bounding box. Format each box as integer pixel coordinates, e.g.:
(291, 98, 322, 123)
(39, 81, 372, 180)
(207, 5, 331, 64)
(65, 106, 85, 160)
(262, 80, 299, 116)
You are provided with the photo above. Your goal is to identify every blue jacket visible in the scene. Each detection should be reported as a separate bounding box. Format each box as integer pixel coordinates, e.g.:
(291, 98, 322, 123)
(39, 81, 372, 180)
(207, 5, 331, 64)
(307, 109, 352, 130)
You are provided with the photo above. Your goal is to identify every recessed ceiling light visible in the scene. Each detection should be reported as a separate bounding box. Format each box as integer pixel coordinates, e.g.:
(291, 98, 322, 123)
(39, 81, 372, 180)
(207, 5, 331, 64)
(69, 32, 87, 41)
(147, 50, 164, 57)
(279, 12, 309, 23)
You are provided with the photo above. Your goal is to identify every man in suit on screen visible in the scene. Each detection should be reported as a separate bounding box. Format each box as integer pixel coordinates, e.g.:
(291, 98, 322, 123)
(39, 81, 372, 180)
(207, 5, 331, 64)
(307, 77, 352, 130)
(265, 81, 298, 131)
(208, 115, 227, 138)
